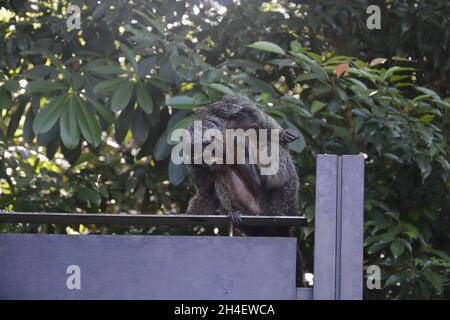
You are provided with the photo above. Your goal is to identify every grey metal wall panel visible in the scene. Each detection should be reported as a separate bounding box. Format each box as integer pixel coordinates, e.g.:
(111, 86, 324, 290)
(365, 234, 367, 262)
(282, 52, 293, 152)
(339, 155, 364, 299)
(313, 154, 338, 300)
(0, 234, 297, 300)
(296, 288, 313, 300)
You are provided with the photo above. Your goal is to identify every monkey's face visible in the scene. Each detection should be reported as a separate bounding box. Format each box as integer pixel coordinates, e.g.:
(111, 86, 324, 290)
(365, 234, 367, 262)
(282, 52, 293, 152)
(187, 116, 225, 170)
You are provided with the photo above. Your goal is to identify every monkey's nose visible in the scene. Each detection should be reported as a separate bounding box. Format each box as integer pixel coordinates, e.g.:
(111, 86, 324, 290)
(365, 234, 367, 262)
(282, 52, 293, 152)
(204, 164, 216, 172)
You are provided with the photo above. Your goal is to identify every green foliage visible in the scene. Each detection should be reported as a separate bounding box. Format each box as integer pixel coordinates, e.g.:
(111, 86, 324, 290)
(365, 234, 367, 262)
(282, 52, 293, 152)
(0, 0, 449, 299)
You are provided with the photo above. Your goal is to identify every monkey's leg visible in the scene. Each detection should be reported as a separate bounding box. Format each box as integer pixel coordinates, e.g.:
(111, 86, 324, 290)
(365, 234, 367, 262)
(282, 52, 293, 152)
(185, 187, 221, 235)
(267, 184, 299, 216)
(186, 166, 220, 215)
(186, 191, 220, 215)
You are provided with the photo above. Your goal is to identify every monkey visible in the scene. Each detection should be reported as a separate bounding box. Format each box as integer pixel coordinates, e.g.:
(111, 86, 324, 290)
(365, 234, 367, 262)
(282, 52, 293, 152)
(184, 96, 305, 286)
(185, 96, 300, 231)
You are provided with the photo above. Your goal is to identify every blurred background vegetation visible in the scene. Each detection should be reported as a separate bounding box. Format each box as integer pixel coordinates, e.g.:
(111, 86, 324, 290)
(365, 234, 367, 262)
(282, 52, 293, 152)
(0, 0, 449, 299)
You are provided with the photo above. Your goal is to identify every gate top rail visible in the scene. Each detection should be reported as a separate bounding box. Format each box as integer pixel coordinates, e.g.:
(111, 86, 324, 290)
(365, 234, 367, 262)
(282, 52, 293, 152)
(0, 211, 307, 227)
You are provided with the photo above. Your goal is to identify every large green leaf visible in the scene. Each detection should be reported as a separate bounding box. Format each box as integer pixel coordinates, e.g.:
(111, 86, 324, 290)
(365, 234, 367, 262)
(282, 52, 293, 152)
(383, 66, 415, 80)
(248, 41, 285, 55)
(132, 9, 165, 35)
(130, 108, 150, 145)
(415, 154, 432, 180)
(32, 95, 67, 134)
(384, 274, 406, 288)
(23, 108, 35, 144)
(220, 59, 263, 70)
(0, 86, 12, 109)
(120, 43, 138, 70)
(93, 78, 127, 95)
(268, 58, 296, 69)
(115, 106, 133, 144)
(418, 114, 435, 124)
(137, 56, 158, 78)
(167, 116, 193, 144)
(7, 99, 26, 139)
(310, 100, 327, 114)
(75, 96, 101, 147)
(59, 96, 80, 150)
(402, 223, 419, 239)
(85, 96, 115, 124)
(168, 160, 186, 186)
(27, 65, 53, 79)
(291, 52, 328, 79)
(4, 79, 19, 92)
(111, 82, 134, 112)
(415, 87, 440, 100)
(423, 268, 445, 294)
(154, 131, 171, 161)
(154, 130, 173, 161)
(136, 82, 154, 114)
(91, 65, 125, 75)
(205, 83, 234, 95)
(390, 240, 405, 259)
(27, 80, 67, 93)
(165, 96, 198, 109)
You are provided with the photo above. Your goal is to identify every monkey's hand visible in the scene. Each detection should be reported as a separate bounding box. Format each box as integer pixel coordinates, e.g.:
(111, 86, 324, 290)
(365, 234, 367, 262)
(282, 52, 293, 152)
(280, 129, 300, 145)
(227, 210, 244, 224)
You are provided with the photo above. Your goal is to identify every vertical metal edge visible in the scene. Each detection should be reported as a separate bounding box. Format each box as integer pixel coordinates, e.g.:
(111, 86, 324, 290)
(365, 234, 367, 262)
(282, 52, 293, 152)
(335, 156, 343, 300)
(313, 154, 338, 300)
(339, 155, 365, 300)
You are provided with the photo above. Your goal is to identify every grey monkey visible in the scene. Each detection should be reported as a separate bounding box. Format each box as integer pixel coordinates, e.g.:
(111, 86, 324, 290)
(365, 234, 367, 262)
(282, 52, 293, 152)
(185, 96, 305, 286)
(185, 96, 300, 233)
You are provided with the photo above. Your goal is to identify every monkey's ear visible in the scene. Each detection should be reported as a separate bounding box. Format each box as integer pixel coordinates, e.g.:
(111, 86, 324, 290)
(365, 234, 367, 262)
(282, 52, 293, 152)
(280, 128, 300, 145)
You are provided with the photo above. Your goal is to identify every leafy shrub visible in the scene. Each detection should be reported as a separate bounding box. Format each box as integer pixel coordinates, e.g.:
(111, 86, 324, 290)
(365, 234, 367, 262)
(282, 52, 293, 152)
(0, 0, 448, 299)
